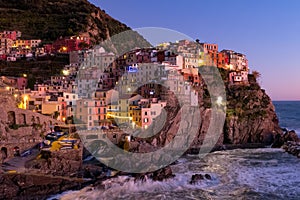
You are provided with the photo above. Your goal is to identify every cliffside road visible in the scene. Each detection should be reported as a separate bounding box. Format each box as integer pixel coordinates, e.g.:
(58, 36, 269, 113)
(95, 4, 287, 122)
(1, 148, 39, 173)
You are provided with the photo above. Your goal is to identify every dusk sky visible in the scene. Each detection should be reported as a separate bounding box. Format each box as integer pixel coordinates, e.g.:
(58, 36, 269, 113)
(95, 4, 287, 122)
(91, 0, 300, 100)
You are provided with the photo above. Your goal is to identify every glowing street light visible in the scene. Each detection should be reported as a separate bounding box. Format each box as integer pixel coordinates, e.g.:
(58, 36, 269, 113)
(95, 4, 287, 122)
(62, 70, 70, 76)
(217, 96, 223, 106)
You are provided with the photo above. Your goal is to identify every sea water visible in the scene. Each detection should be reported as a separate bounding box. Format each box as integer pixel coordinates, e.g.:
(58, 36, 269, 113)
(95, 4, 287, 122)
(49, 101, 300, 200)
(274, 101, 300, 137)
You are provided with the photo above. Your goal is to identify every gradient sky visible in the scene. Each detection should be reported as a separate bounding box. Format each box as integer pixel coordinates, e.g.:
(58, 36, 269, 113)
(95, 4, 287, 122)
(91, 0, 300, 100)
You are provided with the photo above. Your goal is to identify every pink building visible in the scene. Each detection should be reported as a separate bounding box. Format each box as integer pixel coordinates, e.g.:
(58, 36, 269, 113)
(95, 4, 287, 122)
(141, 107, 152, 129)
(1, 76, 27, 90)
(2, 31, 21, 41)
(229, 71, 248, 84)
(140, 98, 167, 129)
(16, 77, 27, 90)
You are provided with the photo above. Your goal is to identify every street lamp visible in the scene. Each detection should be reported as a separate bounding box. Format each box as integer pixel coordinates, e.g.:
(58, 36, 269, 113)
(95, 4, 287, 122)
(217, 96, 223, 106)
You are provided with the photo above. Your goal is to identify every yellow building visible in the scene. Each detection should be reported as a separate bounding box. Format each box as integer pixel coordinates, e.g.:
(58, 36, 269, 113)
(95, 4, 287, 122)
(131, 107, 142, 127)
(42, 101, 60, 116)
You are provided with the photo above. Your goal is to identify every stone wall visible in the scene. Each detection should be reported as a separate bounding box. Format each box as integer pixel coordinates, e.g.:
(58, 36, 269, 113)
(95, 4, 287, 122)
(0, 95, 63, 160)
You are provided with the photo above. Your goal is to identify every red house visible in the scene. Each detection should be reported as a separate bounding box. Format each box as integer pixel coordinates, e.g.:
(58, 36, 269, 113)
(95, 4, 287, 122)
(52, 36, 90, 53)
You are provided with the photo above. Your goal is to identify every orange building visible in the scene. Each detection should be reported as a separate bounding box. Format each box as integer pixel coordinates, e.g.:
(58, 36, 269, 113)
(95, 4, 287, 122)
(181, 68, 201, 86)
(217, 51, 229, 69)
(201, 42, 218, 66)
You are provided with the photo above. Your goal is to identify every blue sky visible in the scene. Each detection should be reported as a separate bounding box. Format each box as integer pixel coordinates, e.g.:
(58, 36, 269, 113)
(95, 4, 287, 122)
(91, 0, 300, 100)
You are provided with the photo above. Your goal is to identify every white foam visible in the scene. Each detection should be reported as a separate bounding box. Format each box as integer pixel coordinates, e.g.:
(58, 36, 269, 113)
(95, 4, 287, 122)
(56, 148, 300, 200)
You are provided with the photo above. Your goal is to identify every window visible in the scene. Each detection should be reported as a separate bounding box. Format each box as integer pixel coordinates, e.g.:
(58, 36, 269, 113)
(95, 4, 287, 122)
(144, 118, 148, 123)
(89, 116, 92, 120)
(66, 95, 69, 99)
(145, 112, 148, 116)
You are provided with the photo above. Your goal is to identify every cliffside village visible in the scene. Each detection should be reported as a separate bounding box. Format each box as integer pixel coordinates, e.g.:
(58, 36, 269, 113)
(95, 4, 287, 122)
(0, 30, 249, 132)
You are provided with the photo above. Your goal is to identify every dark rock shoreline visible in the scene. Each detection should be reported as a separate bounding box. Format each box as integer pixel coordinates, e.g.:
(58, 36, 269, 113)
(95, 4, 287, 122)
(282, 141, 300, 158)
(0, 173, 94, 200)
(273, 129, 300, 158)
(2, 138, 300, 200)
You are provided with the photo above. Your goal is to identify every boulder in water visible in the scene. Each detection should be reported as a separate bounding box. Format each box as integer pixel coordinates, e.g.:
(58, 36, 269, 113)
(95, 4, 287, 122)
(151, 166, 175, 181)
(134, 174, 148, 183)
(204, 174, 212, 180)
(284, 130, 299, 143)
(272, 130, 300, 148)
(190, 174, 204, 184)
(190, 173, 212, 184)
(271, 133, 284, 148)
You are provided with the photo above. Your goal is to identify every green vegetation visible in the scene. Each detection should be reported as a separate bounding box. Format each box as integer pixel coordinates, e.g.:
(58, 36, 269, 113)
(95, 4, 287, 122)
(0, 0, 144, 45)
(0, 59, 66, 85)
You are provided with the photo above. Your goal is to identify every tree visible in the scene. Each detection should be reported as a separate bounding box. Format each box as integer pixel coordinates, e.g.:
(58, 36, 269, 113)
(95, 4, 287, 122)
(252, 70, 261, 80)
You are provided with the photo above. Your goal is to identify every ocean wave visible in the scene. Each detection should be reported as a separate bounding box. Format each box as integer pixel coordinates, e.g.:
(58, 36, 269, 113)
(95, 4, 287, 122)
(52, 148, 300, 200)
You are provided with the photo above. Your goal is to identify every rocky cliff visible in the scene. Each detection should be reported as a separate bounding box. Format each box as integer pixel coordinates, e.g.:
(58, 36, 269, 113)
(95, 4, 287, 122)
(129, 68, 283, 153)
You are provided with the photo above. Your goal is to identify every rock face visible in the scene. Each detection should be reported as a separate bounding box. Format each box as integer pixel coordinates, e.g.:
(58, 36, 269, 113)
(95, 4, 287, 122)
(282, 141, 300, 158)
(223, 86, 282, 145)
(128, 69, 283, 152)
(272, 130, 300, 148)
(0, 173, 85, 199)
